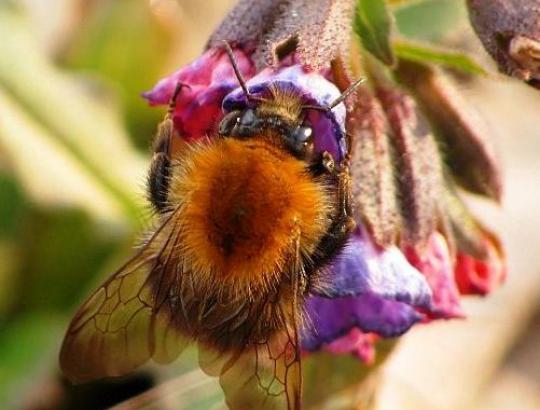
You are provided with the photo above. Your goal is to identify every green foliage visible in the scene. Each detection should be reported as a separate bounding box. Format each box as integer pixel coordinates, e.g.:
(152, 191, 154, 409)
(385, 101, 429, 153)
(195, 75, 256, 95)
(394, 40, 487, 74)
(393, 0, 467, 42)
(0, 6, 147, 224)
(62, 0, 173, 148)
(0, 3, 149, 405)
(0, 173, 25, 237)
(354, 0, 479, 75)
(0, 314, 64, 408)
(15, 208, 124, 313)
(354, 0, 396, 66)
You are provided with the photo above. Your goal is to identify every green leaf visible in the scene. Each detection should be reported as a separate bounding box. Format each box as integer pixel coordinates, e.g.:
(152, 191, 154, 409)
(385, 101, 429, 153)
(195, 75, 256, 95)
(0, 314, 64, 408)
(0, 6, 147, 224)
(393, 0, 466, 42)
(0, 88, 128, 222)
(355, 0, 396, 66)
(63, 0, 173, 148)
(394, 40, 487, 74)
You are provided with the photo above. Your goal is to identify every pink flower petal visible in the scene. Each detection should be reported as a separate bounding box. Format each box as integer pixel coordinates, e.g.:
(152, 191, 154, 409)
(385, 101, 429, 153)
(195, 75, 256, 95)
(324, 328, 378, 364)
(406, 232, 465, 319)
(455, 232, 506, 295)
(143, 48, 256, 141)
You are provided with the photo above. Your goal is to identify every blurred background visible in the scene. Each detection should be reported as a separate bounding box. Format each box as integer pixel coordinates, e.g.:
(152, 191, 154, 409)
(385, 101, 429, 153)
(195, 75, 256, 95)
(0, 0, 539, 409)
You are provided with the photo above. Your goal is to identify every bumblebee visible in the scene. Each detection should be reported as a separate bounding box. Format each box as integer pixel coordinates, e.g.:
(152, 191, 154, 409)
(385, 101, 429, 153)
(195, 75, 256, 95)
(60, 45, 360, 409)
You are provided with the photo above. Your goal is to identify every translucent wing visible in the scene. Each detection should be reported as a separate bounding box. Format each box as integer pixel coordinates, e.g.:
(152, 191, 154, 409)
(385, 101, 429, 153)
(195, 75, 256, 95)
(61, 210, 304, 409)
(60, 208, 191, 383)
(198, 237, 304, 410)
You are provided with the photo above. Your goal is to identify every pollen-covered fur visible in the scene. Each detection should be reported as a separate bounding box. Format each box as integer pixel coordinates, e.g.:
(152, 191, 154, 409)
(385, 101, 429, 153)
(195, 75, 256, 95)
(167, 137, 331, 292)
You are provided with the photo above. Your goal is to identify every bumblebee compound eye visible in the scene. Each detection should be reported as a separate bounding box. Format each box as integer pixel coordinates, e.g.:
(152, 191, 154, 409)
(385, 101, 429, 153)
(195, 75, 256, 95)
(239, 108, 258, 126)
(296, 126, 313, 142)
(290, 126, 314, 158)
(234, 108, 261, 138)
(218, 110, 241, 136)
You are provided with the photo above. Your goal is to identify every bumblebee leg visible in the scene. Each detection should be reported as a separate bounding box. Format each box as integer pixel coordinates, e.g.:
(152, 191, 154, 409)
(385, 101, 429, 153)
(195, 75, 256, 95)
(307, 154, 356, 279)
(148, 117, 176, 211)
(328, 158, 356, 239)
(336, 154, 355, 227)
(147, 152, 171, 212)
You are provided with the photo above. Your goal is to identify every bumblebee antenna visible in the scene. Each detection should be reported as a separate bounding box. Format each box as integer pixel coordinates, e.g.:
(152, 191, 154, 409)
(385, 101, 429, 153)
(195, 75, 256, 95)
(303, 78, 366, 112)
(328, 78, 366, 109)
(167, 81, 190, 116)
(222, 40, 252, 99)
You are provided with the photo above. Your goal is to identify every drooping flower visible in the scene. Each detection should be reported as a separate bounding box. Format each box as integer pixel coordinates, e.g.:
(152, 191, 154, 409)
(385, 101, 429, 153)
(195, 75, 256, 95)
(143, 0, 506, 368)
(144, 50, 436, 361)
(405, 232, 464, 319)
(455, 230, 506, 295)
(467, 0, 540, 88)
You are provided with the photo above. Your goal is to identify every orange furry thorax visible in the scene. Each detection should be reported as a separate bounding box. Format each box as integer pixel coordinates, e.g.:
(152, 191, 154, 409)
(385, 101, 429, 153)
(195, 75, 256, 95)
(168, 137, 330, 290)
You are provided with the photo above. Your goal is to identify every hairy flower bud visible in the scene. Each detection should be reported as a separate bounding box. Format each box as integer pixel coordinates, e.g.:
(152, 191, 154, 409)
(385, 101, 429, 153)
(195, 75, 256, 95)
(209, 0, 355, 70)
(397, 61, 503, 202)
(467, 0, 540, 87)
(376, 85, 443, 247)
(348, 87, 399, 247)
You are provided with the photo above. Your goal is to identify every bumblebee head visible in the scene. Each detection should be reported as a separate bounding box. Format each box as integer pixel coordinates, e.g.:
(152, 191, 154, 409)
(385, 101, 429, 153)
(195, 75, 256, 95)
(219, 107, 315, 160)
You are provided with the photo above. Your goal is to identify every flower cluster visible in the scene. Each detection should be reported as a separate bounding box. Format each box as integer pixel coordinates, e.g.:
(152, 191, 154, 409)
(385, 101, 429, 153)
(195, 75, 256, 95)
(143, 0, 506, 364)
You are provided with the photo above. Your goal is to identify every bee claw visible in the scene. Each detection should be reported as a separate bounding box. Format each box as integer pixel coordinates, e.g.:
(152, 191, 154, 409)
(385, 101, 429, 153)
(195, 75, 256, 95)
(321, 151, 335, 173)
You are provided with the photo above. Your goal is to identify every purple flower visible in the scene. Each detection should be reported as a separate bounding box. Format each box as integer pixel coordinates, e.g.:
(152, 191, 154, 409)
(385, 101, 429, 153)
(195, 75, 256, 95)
(302, 227, 432, 358)
(144, 43, 505, 365)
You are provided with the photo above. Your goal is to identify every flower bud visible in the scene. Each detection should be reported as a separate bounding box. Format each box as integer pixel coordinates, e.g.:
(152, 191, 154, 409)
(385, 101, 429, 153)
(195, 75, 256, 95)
(397, 61, 503, 202)
(467, 0, 540, 87)
(348, 87, 399, 247)
(376, 85, 443, 246)
(209, 0, 355, 70)
(455, 226, 506, 295)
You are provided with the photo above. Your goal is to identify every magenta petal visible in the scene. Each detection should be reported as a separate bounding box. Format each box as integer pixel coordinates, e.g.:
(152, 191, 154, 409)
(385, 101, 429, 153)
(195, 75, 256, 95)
(406, 233, 465, 319)
(143, 48, 255, 141)
(323, 328, 377, 364)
